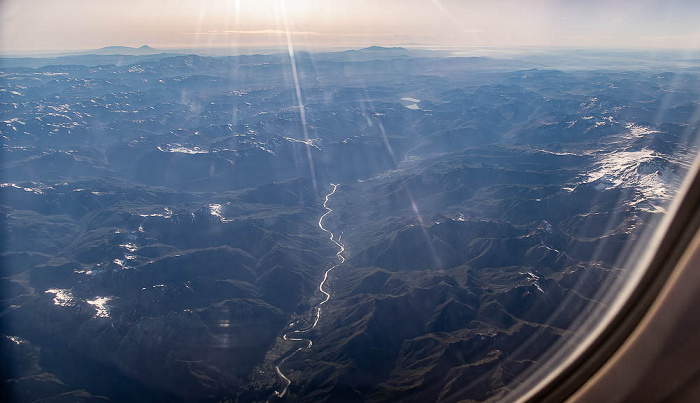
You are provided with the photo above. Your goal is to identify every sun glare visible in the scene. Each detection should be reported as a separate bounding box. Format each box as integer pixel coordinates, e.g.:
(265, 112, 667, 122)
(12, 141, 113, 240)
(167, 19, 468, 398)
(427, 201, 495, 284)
(2, 0, 699, 52)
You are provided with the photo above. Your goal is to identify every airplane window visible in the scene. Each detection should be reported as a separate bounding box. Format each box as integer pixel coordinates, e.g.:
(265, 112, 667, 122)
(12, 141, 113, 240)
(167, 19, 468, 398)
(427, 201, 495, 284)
(2, 1, 699, 402)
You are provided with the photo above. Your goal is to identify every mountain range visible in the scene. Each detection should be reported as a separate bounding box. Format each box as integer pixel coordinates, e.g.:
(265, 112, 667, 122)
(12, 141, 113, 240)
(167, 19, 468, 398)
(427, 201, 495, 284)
(1, 48, 699, 402)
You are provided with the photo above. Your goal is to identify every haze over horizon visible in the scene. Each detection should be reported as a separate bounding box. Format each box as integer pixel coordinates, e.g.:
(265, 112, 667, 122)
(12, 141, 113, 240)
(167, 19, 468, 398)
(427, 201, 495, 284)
(2, 0, 700, 53)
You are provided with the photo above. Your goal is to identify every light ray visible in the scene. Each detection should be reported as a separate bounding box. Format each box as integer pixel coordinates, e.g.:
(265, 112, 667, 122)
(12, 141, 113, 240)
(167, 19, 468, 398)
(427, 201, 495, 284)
(280, 0, 318, 192)
(406, 188, 443, 270)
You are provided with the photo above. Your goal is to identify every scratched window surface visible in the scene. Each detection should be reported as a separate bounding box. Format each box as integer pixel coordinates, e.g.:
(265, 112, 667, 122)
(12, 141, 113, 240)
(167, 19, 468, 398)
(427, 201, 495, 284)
(2, 1, 700, 402)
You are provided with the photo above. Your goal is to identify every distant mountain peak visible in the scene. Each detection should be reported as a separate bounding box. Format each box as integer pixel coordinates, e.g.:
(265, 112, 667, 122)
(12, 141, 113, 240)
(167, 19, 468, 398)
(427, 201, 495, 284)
(98, 45, 143, 50)
(361, 45, 407, 52)
(90, 45, 161, 55)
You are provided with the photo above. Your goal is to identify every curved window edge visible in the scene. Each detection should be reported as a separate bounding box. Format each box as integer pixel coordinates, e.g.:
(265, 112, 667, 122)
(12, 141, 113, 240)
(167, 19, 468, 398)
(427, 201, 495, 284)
(512, 149, 700, 403)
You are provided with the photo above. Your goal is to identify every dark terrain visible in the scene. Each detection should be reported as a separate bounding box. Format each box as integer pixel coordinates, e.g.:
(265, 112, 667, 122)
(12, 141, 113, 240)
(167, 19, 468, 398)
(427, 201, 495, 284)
(1, 47, 699, 402)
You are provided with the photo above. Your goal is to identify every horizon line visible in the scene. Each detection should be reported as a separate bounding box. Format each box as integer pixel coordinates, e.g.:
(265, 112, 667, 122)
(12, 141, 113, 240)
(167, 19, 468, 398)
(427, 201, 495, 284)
(3, 43, 700, 59)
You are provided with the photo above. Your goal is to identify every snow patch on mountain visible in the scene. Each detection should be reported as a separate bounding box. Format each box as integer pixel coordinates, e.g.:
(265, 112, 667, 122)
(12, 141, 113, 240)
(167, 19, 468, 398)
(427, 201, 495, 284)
(158, 143, 208, 154)
(579, 148, 680, 212)
(627, 123, 660, 138)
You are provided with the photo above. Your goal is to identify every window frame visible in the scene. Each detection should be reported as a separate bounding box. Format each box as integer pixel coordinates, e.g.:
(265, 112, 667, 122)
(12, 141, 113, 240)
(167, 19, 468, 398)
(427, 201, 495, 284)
(514, 153, 700, 403)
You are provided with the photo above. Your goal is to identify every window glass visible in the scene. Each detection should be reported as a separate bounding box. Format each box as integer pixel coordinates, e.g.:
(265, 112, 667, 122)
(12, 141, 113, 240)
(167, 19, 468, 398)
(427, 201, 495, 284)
(2, 1, 699, 402)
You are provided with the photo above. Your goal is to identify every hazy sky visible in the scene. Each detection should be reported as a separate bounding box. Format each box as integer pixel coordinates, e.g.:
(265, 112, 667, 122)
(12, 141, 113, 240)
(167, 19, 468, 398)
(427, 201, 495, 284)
(2, 0, 700, 52)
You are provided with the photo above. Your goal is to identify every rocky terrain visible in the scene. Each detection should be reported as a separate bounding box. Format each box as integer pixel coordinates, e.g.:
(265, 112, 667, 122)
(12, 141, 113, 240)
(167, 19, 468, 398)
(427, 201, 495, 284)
(1, 47, 699, 401)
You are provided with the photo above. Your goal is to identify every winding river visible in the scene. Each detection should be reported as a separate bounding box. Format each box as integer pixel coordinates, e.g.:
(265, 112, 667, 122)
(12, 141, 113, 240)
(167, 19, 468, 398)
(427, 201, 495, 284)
(272, 183, 345, 399)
